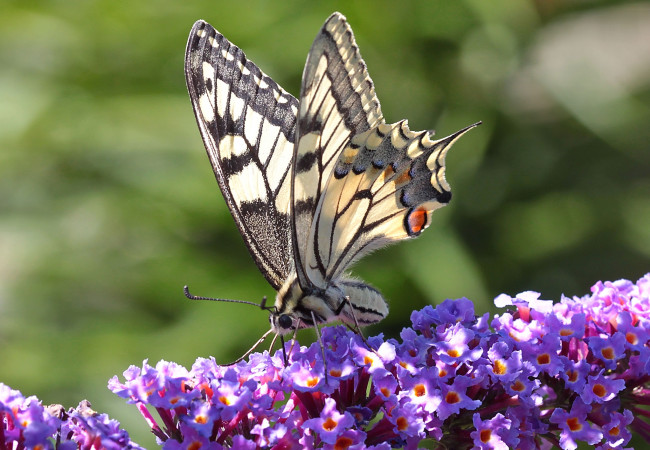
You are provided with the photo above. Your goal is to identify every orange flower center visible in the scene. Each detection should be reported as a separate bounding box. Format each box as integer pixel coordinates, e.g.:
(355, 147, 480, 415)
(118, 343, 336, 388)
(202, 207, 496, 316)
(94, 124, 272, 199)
(445, 391, 460, 404)
(566, 417, 582, 432)
(334, 436, 354, 450)
(566, 370, 578, 383)
(493, 359, 507, 375)
(601, 347, 614, 360)
(322, 417, 338, 431)
(592, 383, 607, 397)
(511, 380, 525, 392)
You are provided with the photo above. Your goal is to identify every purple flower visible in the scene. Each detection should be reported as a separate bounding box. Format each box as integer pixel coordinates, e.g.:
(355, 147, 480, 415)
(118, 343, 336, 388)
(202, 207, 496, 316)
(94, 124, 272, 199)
(102, 274, 650, 448)
(162, 423, 223, 449)
(399, 367, 442, 414)
(580, 371, 626, 404)
(521, 332, 563, 376)
(210, 369, 256, 421)
(471, 412, 517, 449)
(385, 401, 425, 440)
(616, 311, 649, 351)
(181, 400, 218, 437)
(550, 399, 603, 450)
(302, 397, 355, 444)
(63, 401, 142, 449)
(323, 429, 367, 449)
(558, 356, 590, 393)
(435, 297, 477, 324)
(435, 375, 482, 420)
(0, 387, 141, 449)
(351, 340, 395, 373)
(284, 358, 326, 393)
(433, 323, 482, 365)
(483, 342, 523, 383)
(13, 274, 650, 448)
(588, 332, 627, 370)
(602, 410, 633, 447)
(547, 311, 586, 340)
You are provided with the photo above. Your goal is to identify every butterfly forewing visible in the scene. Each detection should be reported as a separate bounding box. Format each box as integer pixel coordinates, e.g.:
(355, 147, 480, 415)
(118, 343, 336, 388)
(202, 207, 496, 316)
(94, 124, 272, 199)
(291, 13, 384, 289)
(185, 20, 299, 289)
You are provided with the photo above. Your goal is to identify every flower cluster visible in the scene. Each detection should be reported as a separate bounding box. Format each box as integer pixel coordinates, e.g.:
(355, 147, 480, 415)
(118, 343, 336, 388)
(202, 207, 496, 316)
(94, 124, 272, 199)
(109, 274, 650, 449)
(0, 384, 141, 449)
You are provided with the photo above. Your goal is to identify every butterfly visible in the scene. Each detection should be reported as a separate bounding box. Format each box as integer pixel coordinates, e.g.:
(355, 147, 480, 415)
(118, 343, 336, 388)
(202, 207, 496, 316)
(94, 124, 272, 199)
(184, 12, 479, 339)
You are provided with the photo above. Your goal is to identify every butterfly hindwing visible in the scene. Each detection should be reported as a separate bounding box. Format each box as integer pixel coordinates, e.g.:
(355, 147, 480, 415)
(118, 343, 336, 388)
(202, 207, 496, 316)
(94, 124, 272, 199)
(308, 121, 481, 282)
(291, 12, 384, 289)
(185, 20, 299, 289)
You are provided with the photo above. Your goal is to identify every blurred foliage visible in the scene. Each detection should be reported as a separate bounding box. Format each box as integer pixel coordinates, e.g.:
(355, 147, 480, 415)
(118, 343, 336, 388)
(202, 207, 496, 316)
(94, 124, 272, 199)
(1, 0, 649, 447)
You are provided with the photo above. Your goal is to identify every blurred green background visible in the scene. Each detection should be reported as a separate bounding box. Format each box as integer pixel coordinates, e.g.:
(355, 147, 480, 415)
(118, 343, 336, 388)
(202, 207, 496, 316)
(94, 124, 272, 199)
(1, 0, 648, 447)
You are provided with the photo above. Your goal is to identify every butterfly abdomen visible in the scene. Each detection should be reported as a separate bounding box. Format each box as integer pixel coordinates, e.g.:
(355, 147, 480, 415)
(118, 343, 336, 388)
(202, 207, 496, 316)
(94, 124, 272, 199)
(338, 278, 388, 325)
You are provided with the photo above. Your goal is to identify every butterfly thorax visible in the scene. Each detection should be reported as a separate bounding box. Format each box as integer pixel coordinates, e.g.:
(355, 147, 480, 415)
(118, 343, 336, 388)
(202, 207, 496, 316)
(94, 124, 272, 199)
(271, 273, 389, 335)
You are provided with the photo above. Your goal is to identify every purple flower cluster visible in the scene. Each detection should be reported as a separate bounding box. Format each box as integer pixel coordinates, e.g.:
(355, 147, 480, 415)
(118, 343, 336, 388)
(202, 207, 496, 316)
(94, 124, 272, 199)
(0, 385, 141, 449)
(109, 274, 650, 449)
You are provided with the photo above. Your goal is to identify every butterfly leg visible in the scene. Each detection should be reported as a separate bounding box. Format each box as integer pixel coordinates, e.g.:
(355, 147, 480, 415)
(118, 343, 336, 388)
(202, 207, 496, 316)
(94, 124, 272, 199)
(310, 310, 329, 385)
(286, 320, 301, 363)
(337, 296, 365, 338)
(268, 332, 280, 356)
(224, 327, 275, 366)
(338, 296, 380, 353)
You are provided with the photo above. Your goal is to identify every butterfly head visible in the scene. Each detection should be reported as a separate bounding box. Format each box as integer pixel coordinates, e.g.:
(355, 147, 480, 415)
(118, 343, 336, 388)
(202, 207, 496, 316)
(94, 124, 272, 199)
(269, 274, 340, 334)
(269, 311, 301, 335)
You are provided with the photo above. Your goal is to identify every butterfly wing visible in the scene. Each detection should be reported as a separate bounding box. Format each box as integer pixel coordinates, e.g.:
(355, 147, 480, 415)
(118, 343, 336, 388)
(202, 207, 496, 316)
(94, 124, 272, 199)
(309, 121, 481, 283)
(291, 12, 384, 289)
(185, 20, 299, 289)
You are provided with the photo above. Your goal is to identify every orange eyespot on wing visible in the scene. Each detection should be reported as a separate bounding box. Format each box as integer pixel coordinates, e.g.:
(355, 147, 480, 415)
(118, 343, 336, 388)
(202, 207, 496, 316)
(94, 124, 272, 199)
(405, 206, 429, 236)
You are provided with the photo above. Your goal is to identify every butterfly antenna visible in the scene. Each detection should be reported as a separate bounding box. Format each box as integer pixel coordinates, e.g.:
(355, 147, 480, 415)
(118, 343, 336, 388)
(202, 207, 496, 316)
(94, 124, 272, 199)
(184, 286, 274, 311)
(222, 328, 275, 366)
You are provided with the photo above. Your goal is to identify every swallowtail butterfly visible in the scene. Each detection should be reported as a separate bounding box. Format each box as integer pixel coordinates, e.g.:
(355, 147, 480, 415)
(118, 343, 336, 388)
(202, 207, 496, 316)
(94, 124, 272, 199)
(184, 12, 479, 337)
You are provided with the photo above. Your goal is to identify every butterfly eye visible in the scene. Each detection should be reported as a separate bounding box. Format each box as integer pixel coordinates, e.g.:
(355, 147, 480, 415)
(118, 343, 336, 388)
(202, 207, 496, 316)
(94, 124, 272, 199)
(278, 314, 293, 330)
